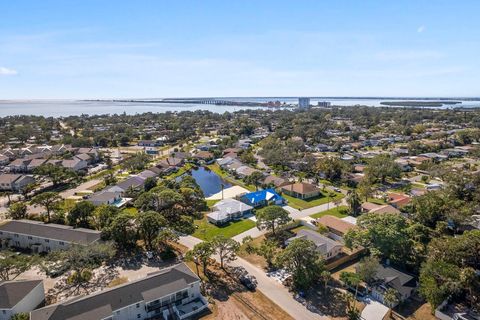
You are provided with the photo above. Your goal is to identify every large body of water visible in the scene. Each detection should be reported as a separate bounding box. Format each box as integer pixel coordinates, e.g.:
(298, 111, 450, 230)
(0, 97, 480, 117)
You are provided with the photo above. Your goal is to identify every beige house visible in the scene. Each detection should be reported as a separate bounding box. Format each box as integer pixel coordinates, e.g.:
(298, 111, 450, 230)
(281, 182, 320, 200)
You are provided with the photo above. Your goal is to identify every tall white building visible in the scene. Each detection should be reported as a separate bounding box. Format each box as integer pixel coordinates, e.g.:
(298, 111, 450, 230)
(298, 97, 310, 108)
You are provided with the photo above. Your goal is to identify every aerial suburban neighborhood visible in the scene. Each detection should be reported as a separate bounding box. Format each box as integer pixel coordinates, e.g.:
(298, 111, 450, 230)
(1, 102, 480, 320)
(2, 1, 480, 320)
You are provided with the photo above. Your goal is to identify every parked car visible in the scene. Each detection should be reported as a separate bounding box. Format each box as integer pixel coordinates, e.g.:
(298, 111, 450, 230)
(240, 274, 257, 291)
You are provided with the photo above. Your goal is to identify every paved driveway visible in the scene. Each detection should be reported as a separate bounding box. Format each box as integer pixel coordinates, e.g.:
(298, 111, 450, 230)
(179, 235, 327, 319)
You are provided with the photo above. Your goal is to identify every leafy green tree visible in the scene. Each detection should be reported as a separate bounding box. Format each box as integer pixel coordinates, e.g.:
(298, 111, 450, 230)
(137, 211, 167, 250)
(345, 213, 412, 265)
(93, 205, 120, 230)
(211, 235, 240, 269)
(460, 267, 477, 306)
(144, 177, 157, 192)
(68, 201, 95, 228)
(364, 154, 401, 183)
(357, 178, 374, 202)
(0, 253, 37, 281)
(121, 152, 151, 172)
(430, 230, 480, 269)
(7, 202, 28, 220)
(34, 163, 77, 186)
(258, 239, 279, 267)
(44, 242, 116, 275)
(316, 157, 348, 182)
(186, 242, 214, 276)
(30, 192, 62, 223)
(419, 260, 461, 311)
(108, 211, 138, 248)
(276, 238, 325, 290)
(356, 256, 380, 288)
(256, 205, 291, 236)
(383, 288, 400, 308)
(154, 229, 179, 253)
(10, 312, 29, 320)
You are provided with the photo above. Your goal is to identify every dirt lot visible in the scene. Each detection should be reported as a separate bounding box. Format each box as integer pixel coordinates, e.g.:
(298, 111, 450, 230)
(393, 297, 436, 320)
(187, 260, 293, 320)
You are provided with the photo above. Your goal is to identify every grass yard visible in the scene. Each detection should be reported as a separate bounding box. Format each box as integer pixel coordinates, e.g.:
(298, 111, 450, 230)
(122, 207, 138, 215)
(310, 206, 349, 219)
(193, 215, 256, 241)
(367, 197, 387, 205)
(206, 199, 220, 208)
(283, 190, 344, 210)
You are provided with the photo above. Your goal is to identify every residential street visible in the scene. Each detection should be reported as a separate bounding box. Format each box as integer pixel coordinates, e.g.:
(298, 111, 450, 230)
(178, 234, 327, 319)
(232, 199, 347, 243)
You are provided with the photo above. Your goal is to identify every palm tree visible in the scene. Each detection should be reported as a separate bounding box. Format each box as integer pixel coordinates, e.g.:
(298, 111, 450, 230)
(320, 270, 331, 293)
(340, 272, 361, 299)
(347, 189, 361, 216)
(342, 292, 361, 320)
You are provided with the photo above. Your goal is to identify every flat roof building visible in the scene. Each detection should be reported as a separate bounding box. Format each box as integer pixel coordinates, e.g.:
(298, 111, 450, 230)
(298, 97, 310, 108)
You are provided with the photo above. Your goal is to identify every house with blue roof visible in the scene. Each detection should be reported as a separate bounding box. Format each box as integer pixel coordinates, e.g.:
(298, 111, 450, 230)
(239, 188, 285, 208)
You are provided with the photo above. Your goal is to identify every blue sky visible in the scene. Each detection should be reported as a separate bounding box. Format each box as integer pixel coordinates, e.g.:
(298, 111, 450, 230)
(1, 1, 479, 99)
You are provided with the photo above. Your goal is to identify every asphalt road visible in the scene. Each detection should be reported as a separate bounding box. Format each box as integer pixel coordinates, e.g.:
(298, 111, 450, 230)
(178, 234, 327, 320)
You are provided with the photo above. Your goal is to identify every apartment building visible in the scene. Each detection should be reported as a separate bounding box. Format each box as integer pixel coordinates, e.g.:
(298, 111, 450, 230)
(31, 263, 208, 320)
(0, 220, 101, 253)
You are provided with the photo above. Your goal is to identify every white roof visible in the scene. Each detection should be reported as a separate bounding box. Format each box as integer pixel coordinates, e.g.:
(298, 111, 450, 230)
(341, 216, 357, 225)
(265, 191, 275, 201)
(207, 211, 229, 221)
(213, 198, 253, 214)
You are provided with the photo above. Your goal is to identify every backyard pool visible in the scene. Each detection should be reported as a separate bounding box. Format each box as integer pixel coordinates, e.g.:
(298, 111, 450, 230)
(181, 166, 232, 197)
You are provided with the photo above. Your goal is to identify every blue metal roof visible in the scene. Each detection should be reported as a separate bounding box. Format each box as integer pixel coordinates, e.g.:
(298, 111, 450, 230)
(241, 188, 284, 205)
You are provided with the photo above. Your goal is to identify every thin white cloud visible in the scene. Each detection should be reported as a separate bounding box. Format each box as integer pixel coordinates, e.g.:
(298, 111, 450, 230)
(0, 67, 18, 75)
(417, 25, 425, 33)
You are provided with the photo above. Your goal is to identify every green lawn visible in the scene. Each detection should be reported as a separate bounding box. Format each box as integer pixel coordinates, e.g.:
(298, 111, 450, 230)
(310, 206, 349, 219)
(193, 215, 256, 241)
(122, 207, 139, 215)
(206, 199, 220, 208)
(367, 197, 387, 205)
(282, 191, 344, 210)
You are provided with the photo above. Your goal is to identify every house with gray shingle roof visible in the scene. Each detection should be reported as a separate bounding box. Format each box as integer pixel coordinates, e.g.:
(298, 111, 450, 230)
(286, 229, 343, 260)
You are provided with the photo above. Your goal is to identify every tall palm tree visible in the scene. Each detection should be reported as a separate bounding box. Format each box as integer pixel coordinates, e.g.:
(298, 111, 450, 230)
(320, 270, 331, 293)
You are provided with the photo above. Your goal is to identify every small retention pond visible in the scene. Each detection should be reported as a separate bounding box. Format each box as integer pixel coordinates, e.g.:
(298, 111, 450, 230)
(180, 166, 232, 197)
